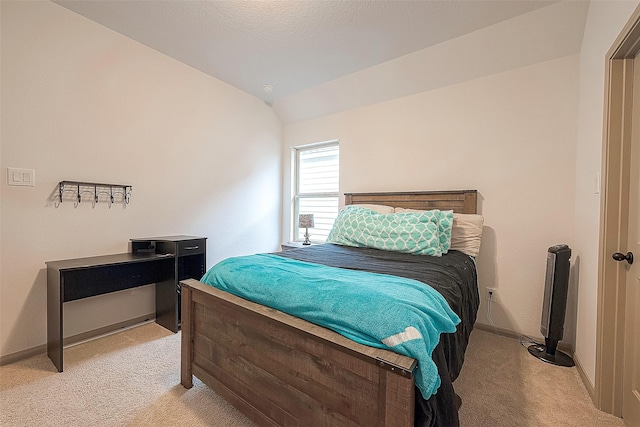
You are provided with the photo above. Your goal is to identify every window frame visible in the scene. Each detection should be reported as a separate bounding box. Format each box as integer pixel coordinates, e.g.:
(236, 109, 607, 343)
(292, 140, 339, 243)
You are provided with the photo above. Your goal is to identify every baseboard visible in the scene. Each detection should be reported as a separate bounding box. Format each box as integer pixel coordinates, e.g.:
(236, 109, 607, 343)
(0, 343, 48, 367)
(63, 314, 155, 347)
(0, 314, 155, 366)
(474, 322, 573, 354)
(572, 352, 596, 401)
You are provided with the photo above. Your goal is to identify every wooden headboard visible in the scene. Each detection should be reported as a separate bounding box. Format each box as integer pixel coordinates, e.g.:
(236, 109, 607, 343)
(344, 190, 477, 214)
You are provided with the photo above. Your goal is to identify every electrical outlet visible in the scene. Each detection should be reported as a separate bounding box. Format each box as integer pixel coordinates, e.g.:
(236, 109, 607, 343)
(486, 288, 496, 302)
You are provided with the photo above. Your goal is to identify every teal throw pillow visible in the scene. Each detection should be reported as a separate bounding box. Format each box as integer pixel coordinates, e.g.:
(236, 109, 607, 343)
(437, 210, 454, 253)
(327, 206, 446, 256)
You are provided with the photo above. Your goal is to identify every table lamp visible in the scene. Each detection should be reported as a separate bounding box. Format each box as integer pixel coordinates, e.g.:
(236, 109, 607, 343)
(298, 214, 315, 245)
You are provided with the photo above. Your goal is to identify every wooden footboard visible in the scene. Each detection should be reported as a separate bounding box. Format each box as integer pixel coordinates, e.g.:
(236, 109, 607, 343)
(180, 278, 417, 427)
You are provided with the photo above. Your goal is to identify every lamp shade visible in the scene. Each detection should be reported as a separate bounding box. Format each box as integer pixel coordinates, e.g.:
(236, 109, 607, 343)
(298, 214, 314, 228)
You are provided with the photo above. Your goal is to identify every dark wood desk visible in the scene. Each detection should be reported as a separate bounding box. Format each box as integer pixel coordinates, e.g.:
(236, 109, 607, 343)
(46, 236, 206, 372)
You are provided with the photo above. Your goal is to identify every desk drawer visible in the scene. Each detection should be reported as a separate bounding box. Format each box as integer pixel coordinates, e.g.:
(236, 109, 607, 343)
(177, 240, 205, 257)
(62, 257, 174, 302)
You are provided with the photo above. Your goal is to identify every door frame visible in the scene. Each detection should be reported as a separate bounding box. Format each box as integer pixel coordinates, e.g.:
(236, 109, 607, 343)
(596, 4, 640, 416)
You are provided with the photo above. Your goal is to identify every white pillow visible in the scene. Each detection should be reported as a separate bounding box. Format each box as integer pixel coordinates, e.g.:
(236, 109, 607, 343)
(395, 208, 484, 257)
(450, 213, 484, 257)
(352, 203, 395, 214)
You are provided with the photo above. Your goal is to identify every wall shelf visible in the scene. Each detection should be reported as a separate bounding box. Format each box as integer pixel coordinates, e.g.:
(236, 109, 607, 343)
(58, 180, 132, 206)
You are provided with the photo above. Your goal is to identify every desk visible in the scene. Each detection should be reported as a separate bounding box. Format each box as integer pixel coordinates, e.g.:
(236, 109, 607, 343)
(46, 236, 206, 372)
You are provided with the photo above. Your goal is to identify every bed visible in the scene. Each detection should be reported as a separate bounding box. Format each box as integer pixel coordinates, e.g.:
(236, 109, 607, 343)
(180, 190, 480, 426)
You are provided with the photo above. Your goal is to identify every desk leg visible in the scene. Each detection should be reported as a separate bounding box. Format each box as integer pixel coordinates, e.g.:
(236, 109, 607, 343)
(47, 268, 63, 372)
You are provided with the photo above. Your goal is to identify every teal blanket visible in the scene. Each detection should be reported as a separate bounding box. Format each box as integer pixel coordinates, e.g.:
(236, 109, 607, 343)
(200, 253, 460, 399)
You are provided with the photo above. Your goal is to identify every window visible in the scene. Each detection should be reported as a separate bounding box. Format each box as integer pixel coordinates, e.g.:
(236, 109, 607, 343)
(293, 141, 339, 243)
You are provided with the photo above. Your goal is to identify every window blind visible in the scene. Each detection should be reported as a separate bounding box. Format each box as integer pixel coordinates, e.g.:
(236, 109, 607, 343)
(294, 142, 339, 242)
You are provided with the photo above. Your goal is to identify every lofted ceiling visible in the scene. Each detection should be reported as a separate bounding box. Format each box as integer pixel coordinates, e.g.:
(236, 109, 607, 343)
(53, 0, 589, 124)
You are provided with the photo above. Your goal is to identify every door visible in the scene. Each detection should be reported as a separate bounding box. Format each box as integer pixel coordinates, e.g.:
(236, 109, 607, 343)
(622, 53, 640, 427)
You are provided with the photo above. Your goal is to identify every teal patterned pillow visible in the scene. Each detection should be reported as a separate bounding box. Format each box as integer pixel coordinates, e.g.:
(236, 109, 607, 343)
(393, 208, 454, 254)
(327, 206, 445, 256)
(438, 210, 454, 253)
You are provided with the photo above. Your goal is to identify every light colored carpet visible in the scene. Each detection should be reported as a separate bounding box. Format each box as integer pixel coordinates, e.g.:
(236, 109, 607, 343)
(456, 330, 626, 427)
(0, 323, 627, 426)
(0, 323, 253, 427)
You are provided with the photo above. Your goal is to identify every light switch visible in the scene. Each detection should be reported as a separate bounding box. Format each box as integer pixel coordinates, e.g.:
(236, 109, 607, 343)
(7, 167, 35, 187)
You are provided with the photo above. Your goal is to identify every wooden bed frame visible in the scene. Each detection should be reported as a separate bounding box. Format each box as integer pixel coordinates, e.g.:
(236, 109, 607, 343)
(180, 190, 478, 427)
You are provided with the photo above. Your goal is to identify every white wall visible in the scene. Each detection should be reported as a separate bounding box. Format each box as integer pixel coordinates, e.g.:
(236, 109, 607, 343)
(0, 1, 283, 358)
(573, 0, 640, 387)
(284, 55, 579, 345)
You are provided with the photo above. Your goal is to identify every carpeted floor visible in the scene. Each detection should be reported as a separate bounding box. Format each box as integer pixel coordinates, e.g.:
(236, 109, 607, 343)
(455, 330, 626, 427)
(0, 323, 627, 426)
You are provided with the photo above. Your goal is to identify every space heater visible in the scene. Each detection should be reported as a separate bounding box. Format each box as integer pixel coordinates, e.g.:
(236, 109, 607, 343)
(527, 244, 575, 367)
